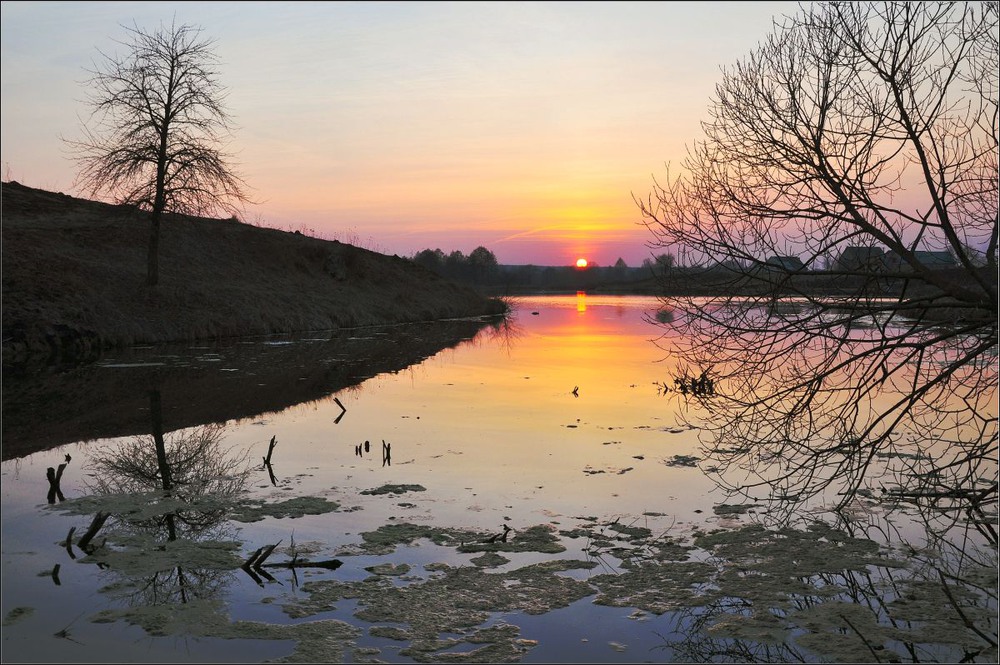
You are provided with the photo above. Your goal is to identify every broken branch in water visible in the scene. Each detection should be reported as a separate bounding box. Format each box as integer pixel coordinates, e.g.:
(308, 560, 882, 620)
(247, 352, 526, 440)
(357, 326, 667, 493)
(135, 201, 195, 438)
(242, 542, 280, 587)
(263, 559, 344, 570)
(244, 540, 342, 570)
(76, 512, 109, 551)
(333, 397, 347, 424)
(46, 463, 68, 504)
(484, 524, 513, 544)
(262, 435, 279, 485)
(262, 435, 277, 467)
(243, 540, 283, 572)
(242, 540, 342, 585)
(63, 526, 77, 559)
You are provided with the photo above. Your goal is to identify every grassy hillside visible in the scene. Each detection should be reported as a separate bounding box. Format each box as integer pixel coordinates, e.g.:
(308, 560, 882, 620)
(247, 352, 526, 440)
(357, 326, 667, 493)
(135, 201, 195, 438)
(1, 181, 506, 364)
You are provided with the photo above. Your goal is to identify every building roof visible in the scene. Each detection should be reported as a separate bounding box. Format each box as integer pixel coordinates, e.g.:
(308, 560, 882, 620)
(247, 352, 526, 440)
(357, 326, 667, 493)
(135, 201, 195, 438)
(765, 255, 805, 271)
(883, 249, 957, 271)
(835, 246, 886, 271)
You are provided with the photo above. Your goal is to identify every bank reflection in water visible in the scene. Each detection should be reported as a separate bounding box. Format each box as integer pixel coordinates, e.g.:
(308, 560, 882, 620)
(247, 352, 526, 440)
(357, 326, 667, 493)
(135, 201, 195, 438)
(2, 317, 502, 461)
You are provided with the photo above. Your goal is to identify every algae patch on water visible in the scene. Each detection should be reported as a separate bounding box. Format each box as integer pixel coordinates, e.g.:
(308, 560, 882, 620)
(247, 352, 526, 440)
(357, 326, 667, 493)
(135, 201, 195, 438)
(471, 551, 510, 568)
(360, 484, 426, 496)
(713, 502, 763, 516)
(457, 524, 566, 555)
(41, 482, 995, 665)
(357, 522, 475, 555)
(2, 607, 34, 626)
(48, 491, 341, 524)
(590, 560, 718, 614)
(82, 536, 244, 576)
(364, 562, 412, 576)
(230, 496, 341, 522)
(284, 558, 598, 663)
(686, 521, 997, 663)
(92, 599, 361, 662)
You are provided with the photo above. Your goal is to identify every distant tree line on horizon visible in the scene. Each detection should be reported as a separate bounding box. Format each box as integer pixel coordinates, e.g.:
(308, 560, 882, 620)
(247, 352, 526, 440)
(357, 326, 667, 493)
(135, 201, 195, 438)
(409, 241, 988, 298)
(410, 246, 501, 284)
(409, 246, 671, 291)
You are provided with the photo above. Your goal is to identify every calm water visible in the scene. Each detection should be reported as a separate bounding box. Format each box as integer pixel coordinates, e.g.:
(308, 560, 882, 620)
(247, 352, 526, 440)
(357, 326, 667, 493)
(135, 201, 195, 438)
(1, 294, 995, 663)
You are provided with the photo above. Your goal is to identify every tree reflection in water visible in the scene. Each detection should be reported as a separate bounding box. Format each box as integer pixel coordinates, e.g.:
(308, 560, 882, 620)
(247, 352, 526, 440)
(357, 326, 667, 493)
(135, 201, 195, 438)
(658, 312, 993, 513)
(645, 298, 997, 662)
(642, 508, 998, 663)
(76, 389, 253, 609)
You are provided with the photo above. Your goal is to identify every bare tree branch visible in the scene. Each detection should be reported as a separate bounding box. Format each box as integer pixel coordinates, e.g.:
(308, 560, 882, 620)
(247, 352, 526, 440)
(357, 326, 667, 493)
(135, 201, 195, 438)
(639, 1, 998, 515)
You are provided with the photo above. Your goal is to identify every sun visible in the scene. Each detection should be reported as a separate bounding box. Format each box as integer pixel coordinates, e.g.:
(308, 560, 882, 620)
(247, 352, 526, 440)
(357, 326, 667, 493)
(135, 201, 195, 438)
(575, 257, 588, 269)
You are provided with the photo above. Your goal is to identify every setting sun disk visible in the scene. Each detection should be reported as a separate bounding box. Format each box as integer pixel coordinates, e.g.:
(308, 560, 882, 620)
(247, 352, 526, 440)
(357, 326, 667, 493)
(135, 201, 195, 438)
(575, 258, 588, 269)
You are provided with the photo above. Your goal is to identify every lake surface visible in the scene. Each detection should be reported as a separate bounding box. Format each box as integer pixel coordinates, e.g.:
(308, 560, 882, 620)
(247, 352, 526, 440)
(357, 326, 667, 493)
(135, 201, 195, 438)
(1, 294, 995, 663)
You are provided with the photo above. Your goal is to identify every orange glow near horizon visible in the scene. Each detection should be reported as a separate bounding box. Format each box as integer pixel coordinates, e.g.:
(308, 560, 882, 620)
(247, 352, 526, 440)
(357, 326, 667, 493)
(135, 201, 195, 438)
(576, 258, 589, 268)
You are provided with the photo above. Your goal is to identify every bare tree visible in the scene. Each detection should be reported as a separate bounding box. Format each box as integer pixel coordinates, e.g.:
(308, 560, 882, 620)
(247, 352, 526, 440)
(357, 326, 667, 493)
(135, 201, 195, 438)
(639, 2, 998, 511)
(67, 21, 251, 286)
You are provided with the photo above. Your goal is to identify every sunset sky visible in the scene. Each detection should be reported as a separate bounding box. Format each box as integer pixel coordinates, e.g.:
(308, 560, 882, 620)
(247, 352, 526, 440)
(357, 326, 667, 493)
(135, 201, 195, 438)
(1, 1, 797, 266)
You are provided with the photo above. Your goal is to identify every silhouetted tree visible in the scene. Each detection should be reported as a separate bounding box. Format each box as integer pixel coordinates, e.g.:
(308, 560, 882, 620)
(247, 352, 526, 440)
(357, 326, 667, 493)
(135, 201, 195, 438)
(413, 248, 446, 274)
(412, 246, 500, 285)
(67, 21, 251, 286)
(444, 250, 467, 280)
(642, 253, 675, 276)
(640, 1, 998, 509)
(468, 246, 499, 283)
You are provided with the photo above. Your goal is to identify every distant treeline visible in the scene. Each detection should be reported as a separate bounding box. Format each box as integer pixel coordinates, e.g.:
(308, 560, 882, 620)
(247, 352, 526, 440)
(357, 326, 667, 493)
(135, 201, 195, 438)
(411, 247, 502, 284)
(408, 247, 994, 304)
(409, 248, 666, 292)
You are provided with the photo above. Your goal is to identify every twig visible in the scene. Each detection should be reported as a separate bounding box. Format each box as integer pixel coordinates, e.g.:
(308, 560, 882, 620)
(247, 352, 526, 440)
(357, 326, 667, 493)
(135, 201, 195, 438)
(333, 397, 347, 424)
(53, 611, 86, 645)
(937, 569, 998, 647)
(838, 613, 882, 663)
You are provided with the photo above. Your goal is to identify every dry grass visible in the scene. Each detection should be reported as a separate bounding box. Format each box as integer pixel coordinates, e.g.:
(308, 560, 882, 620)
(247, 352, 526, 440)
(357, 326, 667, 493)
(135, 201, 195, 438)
(1, 181, 507, 364)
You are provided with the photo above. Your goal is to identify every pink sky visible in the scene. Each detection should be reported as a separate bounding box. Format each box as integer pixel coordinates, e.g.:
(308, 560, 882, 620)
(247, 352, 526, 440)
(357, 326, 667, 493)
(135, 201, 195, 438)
(1, 1, 798, 266)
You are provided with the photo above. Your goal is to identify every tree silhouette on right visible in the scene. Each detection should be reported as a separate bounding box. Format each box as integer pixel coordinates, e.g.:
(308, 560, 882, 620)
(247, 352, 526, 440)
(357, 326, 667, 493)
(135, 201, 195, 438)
(639, 1, 997, 514)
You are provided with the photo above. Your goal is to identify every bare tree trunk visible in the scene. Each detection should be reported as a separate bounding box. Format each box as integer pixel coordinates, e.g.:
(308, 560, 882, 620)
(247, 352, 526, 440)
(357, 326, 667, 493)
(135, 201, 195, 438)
(150, 389, 172, 490)
(147, 211, 160, 287)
